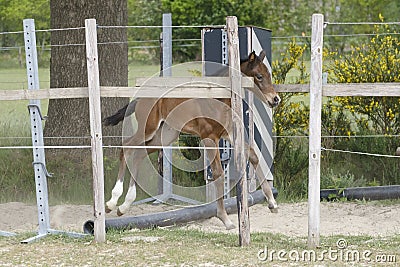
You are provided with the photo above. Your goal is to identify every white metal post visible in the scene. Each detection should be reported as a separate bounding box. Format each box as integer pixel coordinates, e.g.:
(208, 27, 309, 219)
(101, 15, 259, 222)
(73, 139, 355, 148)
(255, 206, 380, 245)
(308, 14, 324, 249)
(221, 29, 231, 199)
(132, 13, 199, 206)
(21, 19, 86, 244)
(23, 18, 51, 242)
(162, 13, 173, 198)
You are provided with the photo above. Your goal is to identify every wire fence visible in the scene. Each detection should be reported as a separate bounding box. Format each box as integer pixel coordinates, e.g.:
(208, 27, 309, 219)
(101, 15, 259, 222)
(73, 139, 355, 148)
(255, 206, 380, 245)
(0, 134, 398, 141)
(1, 20, 400, 158)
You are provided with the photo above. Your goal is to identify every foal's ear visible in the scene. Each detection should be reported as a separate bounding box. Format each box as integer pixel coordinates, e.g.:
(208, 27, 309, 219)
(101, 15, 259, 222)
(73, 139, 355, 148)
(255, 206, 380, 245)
(248, 51, 257, 62)
(259, 50, 266, 61)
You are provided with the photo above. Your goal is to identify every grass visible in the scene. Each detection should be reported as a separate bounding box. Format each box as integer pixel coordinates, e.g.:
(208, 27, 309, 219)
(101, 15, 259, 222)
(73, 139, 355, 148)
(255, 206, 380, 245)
(0, 228, 398, 266)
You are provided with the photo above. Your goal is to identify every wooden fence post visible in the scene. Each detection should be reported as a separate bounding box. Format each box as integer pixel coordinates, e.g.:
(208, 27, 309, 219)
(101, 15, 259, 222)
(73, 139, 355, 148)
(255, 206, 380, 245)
(226, 16, 250, 246)
(308, 13, 324, 249)
(85, 18, 106, 243)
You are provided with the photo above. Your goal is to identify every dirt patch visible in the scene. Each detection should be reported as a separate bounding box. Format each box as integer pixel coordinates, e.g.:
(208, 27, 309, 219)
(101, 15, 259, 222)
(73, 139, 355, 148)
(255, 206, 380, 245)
(1, 201, 399, 236)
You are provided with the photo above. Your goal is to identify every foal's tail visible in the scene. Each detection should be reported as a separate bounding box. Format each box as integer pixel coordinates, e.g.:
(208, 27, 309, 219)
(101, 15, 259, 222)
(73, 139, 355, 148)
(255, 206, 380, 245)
(103, 100, 137, 126)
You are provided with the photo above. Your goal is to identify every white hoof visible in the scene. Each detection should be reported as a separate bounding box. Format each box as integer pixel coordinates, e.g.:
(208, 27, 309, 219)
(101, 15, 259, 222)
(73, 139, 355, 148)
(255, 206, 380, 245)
(105, 201, 117, 213)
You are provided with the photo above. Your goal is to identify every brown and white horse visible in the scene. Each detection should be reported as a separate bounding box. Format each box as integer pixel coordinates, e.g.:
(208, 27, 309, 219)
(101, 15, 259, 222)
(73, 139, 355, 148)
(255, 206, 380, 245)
(104, 51, 280, 230)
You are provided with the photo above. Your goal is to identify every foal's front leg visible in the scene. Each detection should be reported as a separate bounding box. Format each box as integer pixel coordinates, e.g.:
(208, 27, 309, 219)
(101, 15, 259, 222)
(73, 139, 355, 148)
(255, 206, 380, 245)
(205, 138, 235, 230)
(247, 146, 278, 212)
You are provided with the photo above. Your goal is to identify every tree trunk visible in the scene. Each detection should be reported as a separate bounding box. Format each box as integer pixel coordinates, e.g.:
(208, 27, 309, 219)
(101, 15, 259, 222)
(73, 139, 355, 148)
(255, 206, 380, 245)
(45, 0, 128, 147)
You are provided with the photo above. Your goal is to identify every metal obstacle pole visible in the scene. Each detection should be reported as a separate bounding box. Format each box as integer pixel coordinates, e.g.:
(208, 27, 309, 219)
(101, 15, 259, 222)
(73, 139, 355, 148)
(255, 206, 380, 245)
(133, 13, 200, 206)
(84, 189, 267, 234)
(0, 231, 16, 237)
(203, 28, 231, 202)
(21, 19, 86, 243)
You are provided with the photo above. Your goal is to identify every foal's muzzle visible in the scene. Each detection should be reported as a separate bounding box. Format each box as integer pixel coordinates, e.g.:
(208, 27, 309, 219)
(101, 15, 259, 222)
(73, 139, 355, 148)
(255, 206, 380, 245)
(268, 95, 281, 108)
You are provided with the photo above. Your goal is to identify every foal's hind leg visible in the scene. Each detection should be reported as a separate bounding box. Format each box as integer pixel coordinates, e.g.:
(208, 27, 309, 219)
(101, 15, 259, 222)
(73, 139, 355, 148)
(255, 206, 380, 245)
(116, 123, 180, 216)
(106, 138, 157, 213)
(107, 145, 151, 215)
(247, 146, 278, 212)
(106, 148, 129, 213)
(116, 147, 148, 215)
(106, 101, 162, 213)
(105, 121, 155, 213)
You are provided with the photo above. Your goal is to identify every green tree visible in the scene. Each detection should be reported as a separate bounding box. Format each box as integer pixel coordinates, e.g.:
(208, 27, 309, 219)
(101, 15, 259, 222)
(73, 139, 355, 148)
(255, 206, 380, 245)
(44, 0, 129, 147)
(0, 0, 49, 47)
(161, 0, 270, 60)
(127, 0, 163, 63)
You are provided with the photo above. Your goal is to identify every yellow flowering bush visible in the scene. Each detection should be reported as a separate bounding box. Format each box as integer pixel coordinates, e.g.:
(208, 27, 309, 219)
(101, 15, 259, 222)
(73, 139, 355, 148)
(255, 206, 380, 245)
(325, 19, 400, 136)
(322, 16, 399, 187)
(271, 33, 400, 198)
(272, 39, 352, 151)
(272, 39, 309, 138)
(272, 40, 310, 198)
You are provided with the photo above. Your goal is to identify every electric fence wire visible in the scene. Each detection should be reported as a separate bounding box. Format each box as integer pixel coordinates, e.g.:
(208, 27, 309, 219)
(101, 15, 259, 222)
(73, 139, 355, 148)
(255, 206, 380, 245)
(0, 134, 400, 140)
(271, 32, 400, 40)
(0, 145, 231, 150)
(2, 21, 398, 36)
(1, 20, 399, 35)
(0, 144, 398, 160)
(98, 25, 225, 29)
(321, 147, 400, 158)
(0, 35, 394, 49)
(325, 21, 400, 26)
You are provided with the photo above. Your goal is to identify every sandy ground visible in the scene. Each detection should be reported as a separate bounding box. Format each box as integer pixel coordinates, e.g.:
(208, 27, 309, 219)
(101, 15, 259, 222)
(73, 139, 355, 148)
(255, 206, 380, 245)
(1, 201, 399, 237)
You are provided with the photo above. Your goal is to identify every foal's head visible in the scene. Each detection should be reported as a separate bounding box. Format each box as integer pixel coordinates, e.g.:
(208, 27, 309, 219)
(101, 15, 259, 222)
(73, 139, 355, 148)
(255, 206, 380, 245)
(241, 51, 280, 108)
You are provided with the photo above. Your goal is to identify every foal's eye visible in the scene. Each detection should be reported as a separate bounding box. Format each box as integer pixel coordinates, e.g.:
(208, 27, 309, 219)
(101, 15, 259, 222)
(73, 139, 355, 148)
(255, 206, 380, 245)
(255, 74, 263, 81)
